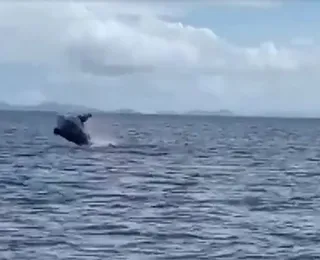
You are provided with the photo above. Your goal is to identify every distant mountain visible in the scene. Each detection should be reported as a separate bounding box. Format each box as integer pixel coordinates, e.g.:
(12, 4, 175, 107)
(109, 109, 141, 114)
(0, 102, 12, 110)
(29, 102, 102, 113)
(0, 102, 235, 117)
(156, 110, 179, 115)
(184, 109, 234, 116)
(0, 101, 102, 113)
(154, 109, 234, 116)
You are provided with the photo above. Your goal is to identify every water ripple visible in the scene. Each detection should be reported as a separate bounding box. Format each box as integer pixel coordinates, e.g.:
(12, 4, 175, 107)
(1, 113, 320, 259)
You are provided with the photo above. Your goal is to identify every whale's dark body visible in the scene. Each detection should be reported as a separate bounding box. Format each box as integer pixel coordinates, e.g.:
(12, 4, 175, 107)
(53, 113, 92, 146)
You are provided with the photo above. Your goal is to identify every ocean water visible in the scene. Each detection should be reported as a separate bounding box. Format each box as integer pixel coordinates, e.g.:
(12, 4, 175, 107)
(1, 111, 320, 259)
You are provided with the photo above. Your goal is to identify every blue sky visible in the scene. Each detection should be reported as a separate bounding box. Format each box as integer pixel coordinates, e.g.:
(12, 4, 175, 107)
(182, 2, 319, 45)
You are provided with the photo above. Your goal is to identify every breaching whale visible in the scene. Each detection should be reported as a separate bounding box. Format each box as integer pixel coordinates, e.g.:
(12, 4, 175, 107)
(53, 113, 92, 146)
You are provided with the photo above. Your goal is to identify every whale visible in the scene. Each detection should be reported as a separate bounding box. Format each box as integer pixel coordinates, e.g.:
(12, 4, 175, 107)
(53, 113, 92, 146)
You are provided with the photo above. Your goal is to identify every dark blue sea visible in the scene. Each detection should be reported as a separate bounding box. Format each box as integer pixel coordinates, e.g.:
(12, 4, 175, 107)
(1, 111, 320, 259)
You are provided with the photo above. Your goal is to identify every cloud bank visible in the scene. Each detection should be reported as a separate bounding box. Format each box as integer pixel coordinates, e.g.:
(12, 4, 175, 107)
(0, 1, 318, 116)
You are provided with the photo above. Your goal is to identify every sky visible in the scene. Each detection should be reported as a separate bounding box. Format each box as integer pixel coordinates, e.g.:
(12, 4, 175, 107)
(0, 0, 319, 116)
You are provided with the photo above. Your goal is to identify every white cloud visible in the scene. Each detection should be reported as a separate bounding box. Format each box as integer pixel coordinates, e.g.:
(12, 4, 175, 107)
(0, 1, 318, 116)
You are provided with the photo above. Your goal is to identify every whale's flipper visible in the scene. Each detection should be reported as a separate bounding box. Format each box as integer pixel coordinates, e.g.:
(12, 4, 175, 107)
(78, 113, 92, 124)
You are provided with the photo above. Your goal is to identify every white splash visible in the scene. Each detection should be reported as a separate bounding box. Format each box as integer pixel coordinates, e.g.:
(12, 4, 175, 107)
(86, 118, 118, 147)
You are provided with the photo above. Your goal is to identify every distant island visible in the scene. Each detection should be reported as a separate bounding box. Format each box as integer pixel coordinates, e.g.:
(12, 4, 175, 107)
(155, 109, 234, 116)
(0, 101, 102, 113)
(156, 110, 179, 115)
(0, 102, 146, 115)
(183, 109, 234, 116)
(0, 102, 234, 117)
(111, 109, 142, 114)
